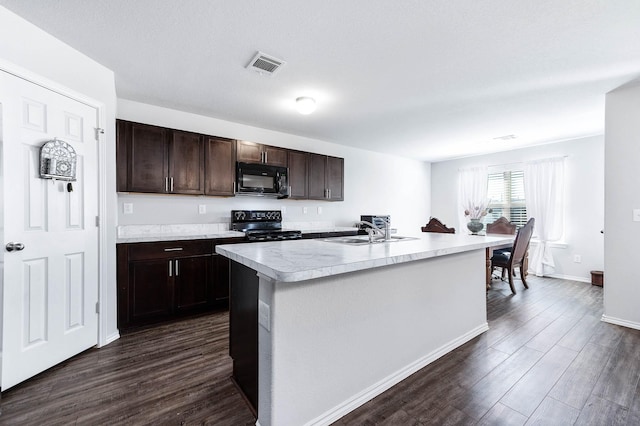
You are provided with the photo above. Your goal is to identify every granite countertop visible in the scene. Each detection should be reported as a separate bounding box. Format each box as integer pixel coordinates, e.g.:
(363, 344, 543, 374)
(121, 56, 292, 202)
(215, 233, 514, 282)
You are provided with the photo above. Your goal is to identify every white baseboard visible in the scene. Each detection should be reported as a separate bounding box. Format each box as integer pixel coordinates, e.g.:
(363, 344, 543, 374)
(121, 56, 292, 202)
(601, 315, 640, 331)
(545, 273, 591, 283)
(303, 323, 489, 426)
(100, 331, 121, 347)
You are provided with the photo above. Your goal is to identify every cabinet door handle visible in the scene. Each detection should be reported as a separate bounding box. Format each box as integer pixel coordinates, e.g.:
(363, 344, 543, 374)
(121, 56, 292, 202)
(168, 260, 173, 277)
(164, 247, 183, 252)
(328, 189, 331, 199)
(264, 151, 268, 163)
(165, 177, 169, 192)
(175, 259, 179, 276)
(170, 177, 174, 192)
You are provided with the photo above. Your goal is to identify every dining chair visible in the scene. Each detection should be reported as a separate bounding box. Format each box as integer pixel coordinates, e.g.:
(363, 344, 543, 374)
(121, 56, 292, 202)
(487, 216, 517, 279)
(490, 218, 535, 294)
(421, 217, 455, 233)
(486, 216, 517, 235)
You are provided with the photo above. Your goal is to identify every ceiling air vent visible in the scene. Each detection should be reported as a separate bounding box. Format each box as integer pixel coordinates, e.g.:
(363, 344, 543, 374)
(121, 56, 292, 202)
(246, 51, 286, 76)
(492, 134, 517, 141)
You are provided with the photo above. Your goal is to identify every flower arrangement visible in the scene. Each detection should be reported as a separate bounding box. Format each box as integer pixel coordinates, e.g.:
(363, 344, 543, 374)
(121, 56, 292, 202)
(464, 201, 492, 220)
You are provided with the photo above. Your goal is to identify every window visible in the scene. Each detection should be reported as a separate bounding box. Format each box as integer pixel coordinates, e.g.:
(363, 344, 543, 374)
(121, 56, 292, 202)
(486, 170, 527, 227)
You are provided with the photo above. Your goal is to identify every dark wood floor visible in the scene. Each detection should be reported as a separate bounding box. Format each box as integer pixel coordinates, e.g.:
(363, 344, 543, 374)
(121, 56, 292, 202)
(337, 277, 640, 425)
(0, 311, 256, 425)
(1, 276, 637, 425)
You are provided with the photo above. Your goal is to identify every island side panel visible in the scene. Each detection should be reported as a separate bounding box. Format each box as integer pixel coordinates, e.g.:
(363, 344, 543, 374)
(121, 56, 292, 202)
(261, 249, 487, 426)
(229, 260, 259, 414)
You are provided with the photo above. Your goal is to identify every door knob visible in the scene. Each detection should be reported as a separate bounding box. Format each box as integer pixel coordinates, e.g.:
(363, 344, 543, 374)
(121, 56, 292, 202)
(6, 242, 25, 252)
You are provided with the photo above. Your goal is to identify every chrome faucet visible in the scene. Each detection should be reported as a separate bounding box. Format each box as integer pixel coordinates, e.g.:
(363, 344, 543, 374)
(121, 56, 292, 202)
(357, 220, 391, 242)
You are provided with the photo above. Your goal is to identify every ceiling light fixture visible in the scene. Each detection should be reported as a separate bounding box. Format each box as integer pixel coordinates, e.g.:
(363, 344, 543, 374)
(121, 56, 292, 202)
(296, 97, 316, 115)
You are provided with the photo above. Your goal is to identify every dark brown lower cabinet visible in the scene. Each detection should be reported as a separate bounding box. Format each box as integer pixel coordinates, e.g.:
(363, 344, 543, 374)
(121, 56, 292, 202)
(129, 258, 174, 322)
(117, 239, 235, 330)
(213, 254, 231, 302)
(174, 255, 212, 313)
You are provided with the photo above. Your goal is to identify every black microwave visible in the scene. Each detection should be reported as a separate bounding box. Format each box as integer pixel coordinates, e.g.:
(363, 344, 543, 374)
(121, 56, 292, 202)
(236, 162, 290, 198)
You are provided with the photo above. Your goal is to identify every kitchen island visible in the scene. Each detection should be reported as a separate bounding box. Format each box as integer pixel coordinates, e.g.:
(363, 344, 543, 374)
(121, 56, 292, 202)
(216, 233, 513, 426)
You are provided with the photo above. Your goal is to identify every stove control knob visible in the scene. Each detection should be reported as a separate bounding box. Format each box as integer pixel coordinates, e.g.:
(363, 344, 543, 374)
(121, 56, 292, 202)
(235, 211, 246, 220)
(274, 211, 281, 220)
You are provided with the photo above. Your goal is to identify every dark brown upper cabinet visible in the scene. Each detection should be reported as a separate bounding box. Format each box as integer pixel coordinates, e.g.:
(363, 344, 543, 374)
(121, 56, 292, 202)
(205, 136, 236, 196)
(326, 156, 344, 201)
(288, 150, 309, 199)
(237, 140, 288, 167)
(170, 130, 205, 195)
(308, 154, 344, 201)
(116, 120, 204, 195)
(117, 120, 168, 193)
(116, 120, 344, 201)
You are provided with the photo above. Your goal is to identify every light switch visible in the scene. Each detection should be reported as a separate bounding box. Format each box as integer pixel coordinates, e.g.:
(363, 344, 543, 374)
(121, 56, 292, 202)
(123, 203, 133, 215)
(634, 209, 640, 222)
(317, 206, 323, 215)
(303, 207, 308, 214)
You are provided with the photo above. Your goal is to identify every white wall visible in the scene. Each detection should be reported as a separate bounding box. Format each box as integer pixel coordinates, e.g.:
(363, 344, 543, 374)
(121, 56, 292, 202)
(431, 136, 604, 282)
(603, 82, 640, 330)
(0, 7, 119, 345)
(117, 100, 431, 235)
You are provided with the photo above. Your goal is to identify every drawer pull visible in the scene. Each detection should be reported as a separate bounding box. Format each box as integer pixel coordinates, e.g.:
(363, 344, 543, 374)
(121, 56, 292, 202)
(163, 247, 183, 252)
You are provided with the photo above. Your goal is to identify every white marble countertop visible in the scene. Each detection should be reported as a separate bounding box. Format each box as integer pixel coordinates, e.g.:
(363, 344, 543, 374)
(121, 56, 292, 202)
(216, 233, 514, 282)
(117, 231, 245, 244)
(297, 226, 359, 234)
(116, 225, 360, 244)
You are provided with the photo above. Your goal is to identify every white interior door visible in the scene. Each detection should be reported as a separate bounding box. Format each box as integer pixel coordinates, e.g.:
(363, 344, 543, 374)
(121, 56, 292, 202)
(0, 71, 99, 390)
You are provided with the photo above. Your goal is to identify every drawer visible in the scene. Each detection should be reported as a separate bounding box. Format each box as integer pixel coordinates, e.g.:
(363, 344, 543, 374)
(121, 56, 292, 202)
(126, 240, 213, 261)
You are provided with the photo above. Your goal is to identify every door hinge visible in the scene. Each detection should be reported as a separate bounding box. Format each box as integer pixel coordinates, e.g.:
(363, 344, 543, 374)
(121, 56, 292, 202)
(95, 301, 100, 314)
(95, 216, 100, 227)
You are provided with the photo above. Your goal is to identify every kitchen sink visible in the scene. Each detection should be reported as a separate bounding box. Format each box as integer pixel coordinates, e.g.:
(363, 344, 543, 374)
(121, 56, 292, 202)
(323, 235, 419, 245)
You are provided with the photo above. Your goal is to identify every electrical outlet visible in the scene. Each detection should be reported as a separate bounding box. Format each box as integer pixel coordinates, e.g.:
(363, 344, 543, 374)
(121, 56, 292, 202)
(574, 254, 582, 263)
(303, 207, 308, 214)
(198, 204, 206, 214)
(281, 206, 287, 214)
(317, 206, 323, 215)
(634, 209, 640, 222)
(258, 300, 270, 331)
(123, 203, 133, 215)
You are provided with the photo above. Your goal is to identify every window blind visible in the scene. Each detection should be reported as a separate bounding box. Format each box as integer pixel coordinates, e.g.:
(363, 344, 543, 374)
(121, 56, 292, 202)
(486, 170, 527, 227)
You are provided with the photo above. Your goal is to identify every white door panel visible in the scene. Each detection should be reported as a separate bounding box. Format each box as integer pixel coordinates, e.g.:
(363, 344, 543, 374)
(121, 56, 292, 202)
(1, 71, 99, 390)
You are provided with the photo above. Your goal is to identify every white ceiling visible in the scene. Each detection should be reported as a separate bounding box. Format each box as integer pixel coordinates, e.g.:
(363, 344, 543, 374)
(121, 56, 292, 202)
(3, 0, 640, 162)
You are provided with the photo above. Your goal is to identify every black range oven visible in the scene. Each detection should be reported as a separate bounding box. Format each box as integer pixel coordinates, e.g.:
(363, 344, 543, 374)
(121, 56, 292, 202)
(231, 210, 302, 241)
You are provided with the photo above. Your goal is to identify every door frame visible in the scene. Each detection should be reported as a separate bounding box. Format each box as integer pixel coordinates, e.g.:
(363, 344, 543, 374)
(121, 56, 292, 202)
(0, 59, 111, 348)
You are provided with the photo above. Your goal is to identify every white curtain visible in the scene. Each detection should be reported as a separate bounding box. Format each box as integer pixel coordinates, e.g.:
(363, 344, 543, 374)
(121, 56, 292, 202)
(457, 166, 488, 232)
(524, 157, 564, 276)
